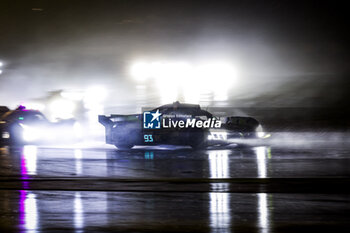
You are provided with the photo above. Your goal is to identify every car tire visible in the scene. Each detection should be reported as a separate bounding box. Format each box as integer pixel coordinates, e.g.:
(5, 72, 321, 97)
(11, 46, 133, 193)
(189, 130, 206, 150)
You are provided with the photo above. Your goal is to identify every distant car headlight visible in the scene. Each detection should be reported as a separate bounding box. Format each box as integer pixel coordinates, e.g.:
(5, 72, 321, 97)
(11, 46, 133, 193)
(256, 125, 265, 138)
(208, 131, 227, 140)
(2, 131, 10, 139)
(256, 125, 271, 138)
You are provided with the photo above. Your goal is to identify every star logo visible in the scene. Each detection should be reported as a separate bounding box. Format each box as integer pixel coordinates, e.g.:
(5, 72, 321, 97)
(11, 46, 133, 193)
(143, 109, 162, 129)
(150, 109, 162, 122)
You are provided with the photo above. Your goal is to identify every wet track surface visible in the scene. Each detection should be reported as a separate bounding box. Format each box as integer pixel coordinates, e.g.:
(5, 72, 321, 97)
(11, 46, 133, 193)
(0, 139, 350, 232)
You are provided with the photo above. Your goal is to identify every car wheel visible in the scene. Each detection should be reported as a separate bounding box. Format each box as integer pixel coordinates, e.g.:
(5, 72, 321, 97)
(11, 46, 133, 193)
(189, 130, 206, 150)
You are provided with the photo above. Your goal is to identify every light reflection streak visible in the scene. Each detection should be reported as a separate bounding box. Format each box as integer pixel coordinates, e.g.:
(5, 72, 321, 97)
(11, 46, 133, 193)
(74, 192, 84, 233)
(209, 150, 229, 179)
(74, 149, 83, 175)
(144, 151, 154, 160)
(19, 190, 38, 233)
(208, 150, 231, 233)
(255, 147, 271, 233)
(20, 146, 38, 190)
(22, 146, 38, 176)
(255, 146, 267, 178)
(258, 193, 270, 233)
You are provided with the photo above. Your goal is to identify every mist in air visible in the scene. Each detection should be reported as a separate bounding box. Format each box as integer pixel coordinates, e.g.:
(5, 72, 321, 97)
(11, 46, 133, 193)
(0, 1, 348, 112)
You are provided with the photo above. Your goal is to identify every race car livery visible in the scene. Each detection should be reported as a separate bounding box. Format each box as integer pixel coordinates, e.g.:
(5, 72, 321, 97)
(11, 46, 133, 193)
(99, 101, 266, 149)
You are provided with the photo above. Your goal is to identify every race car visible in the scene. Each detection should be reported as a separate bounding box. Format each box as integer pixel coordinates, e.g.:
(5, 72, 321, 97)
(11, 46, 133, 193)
(0, 105, 81, 145)
(99, 101, 268, 149)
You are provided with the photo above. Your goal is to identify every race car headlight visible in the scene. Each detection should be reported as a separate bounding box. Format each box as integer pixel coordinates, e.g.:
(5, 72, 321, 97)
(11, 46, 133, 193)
(256, 125, 265, 138)
(208, 131, 227, 140)
(2, 131, 10, 139)
(256, 125, 271, 138)
(20, 124, 41, 142)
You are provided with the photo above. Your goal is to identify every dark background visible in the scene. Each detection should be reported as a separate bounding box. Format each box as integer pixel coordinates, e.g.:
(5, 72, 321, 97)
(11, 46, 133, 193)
(0, 0, 349, 129)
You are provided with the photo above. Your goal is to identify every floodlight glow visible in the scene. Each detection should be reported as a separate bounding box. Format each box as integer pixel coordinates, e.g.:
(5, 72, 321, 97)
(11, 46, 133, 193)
(25, 102, 45, 111)
(0, 70, 2, 74)
(148, 62, 191, 104)
(0, 62, 3, 67)
(196, 62, 237, 101)
(84, 86, 107, 129)
(158, 86, 178, 104)
(73, 122, 83, 138)
(183, 88, 200, 103)
(61, 91, 84, 101)
(50, 99, 76, 120)
(84, 86, 107, 106)
(131, 62, 152, 81)
(130, 60, 237, 104)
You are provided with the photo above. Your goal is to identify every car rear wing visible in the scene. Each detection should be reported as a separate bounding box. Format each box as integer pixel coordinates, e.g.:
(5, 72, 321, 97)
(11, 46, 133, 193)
(0, 106, 10, 118)
(224, 116, 260, 130)
(98, 114, 140, 127)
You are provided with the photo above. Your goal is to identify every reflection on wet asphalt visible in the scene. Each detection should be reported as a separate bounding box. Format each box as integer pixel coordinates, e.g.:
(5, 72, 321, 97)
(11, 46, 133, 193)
(1, 145, 350, 178)
(1, 190, 350, 233)
(0, 144, 350, 232)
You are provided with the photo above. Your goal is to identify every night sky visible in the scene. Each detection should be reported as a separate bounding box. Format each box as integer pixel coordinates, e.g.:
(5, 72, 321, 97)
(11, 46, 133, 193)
(0, 0, 349, 108)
